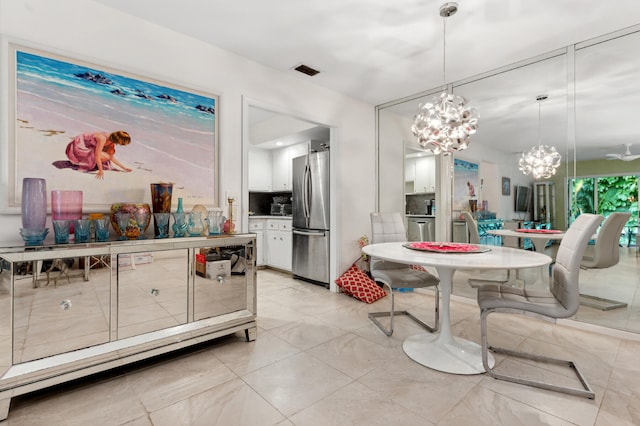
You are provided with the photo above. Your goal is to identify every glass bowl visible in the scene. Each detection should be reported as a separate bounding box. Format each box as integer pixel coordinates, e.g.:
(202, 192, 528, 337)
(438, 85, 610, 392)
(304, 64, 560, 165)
(20, 228, 49, 246)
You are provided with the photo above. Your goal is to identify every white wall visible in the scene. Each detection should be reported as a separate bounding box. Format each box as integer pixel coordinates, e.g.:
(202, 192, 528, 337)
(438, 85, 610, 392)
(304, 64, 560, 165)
(0, 0, 376, 278)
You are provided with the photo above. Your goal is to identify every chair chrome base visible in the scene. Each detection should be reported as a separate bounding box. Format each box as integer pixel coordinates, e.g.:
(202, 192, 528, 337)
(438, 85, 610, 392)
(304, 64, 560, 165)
(368, 281, 439, 336)
(579, 293, 628, 311)
(481, 309, 595, 399)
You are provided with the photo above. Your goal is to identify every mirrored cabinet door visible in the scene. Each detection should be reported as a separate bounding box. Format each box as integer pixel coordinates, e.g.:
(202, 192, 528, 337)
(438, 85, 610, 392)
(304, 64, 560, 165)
(12, 253, 111, 364)
(0, 262, 13, 376)
(194, 245, 248, 321)
(116, 249, 189, 339)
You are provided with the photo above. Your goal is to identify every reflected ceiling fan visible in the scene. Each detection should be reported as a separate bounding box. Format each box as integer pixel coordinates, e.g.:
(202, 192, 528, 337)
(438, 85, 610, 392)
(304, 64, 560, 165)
(606, 144, 640, 161)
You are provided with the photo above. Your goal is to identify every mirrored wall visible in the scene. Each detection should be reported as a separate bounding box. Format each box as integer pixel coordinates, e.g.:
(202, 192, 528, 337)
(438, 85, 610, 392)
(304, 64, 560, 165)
(377, 24, 640, 334)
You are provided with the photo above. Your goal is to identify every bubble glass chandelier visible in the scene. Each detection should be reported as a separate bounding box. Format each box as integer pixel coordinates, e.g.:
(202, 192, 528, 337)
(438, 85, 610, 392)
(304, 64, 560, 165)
(411, 2, 479, 155)
(518, 95, 561, 179)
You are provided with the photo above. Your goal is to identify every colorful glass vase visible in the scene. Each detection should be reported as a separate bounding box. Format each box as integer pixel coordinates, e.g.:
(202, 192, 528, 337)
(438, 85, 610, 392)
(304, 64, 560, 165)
(110, 203, 152, 239)
(150, 183, 173, 237)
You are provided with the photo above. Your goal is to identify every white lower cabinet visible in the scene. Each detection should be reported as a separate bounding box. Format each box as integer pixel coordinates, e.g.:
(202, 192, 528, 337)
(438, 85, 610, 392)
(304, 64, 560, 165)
(266, 219, 292, 271)
(249, 218, 266, 266)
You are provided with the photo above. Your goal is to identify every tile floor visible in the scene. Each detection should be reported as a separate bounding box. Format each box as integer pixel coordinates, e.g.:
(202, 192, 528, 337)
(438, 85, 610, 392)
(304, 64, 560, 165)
(4, 267, 640, 425)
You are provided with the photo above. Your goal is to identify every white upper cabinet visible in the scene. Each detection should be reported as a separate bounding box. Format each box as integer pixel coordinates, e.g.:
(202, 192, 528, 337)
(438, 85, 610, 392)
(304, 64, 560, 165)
(271, 143, 308, 191)
(248, 149, 272, 191)
(414, 155, 435, 193)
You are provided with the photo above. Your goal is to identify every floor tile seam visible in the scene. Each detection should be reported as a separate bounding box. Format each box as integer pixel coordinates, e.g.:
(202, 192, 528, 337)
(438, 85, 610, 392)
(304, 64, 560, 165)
(433, 379, 500, 424)
(166, 371, 248, 408)
(352, 371, 438, 423)
(344, 375, 433, 422)
(300, 332, 383, 378)
(268, 330, 348, 353)
(237, 365, 344, 423)
(222, 332, 304, 376)
(350, 323, 407, 349)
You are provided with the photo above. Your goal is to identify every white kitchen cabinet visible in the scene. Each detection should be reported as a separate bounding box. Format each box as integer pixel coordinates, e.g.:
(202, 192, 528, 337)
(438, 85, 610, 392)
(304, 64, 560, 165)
(271, 143, 308, 191)
(249, 218, 266, 266)
(266, 230, 292, 271)
(415, 155, 435, 193)
(405, 157, 416, 182)
(266, 219, 292, 271)
(248, 149, 272, 191)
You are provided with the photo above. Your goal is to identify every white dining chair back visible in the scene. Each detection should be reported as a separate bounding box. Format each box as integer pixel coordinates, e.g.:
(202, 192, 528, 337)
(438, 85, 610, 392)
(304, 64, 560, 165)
(462, 211, 480, 244)
(475, 213, 603, 398)
(581, 212, 631, 269)
(367, 212, 440, 336)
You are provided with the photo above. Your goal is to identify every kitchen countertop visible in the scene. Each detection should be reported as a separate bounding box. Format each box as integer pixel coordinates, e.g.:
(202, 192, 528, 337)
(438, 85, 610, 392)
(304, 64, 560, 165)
(249, 215, 292, 219)
(406, 214, 436, 218)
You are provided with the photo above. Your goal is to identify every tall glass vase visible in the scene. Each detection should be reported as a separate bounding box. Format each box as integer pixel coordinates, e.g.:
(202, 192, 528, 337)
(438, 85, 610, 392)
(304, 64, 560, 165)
(150, 183, 173, 237)
(52, 190, 83, 234)
(21, 178, 47, 229)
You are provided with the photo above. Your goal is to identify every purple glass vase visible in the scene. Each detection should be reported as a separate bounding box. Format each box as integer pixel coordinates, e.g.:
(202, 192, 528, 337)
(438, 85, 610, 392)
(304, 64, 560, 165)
(21, 178, 47, 229)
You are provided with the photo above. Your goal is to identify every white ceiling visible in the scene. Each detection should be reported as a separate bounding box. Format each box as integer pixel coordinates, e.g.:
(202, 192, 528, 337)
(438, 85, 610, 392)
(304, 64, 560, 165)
(95, 0, 640, 160)
(96, 0, 640, 105)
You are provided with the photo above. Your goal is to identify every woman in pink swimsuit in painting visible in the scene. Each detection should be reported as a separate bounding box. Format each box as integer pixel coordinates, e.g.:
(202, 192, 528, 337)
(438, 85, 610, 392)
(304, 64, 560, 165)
(65, 130, 132, 180)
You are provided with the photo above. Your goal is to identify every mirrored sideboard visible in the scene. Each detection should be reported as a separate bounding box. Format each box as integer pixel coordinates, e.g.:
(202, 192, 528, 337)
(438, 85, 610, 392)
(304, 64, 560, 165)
(0, 234, 257, 421)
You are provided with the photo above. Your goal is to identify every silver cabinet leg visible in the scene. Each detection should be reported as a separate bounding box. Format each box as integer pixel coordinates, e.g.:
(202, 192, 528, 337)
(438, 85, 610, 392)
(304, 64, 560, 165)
(0, 397, 10, 421)
(244, 326, 257, 342)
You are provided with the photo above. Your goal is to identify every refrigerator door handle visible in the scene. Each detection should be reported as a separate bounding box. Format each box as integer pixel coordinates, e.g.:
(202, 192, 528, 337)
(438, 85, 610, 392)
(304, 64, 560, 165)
(303, 163, 311, 219)
(293, 229, 325, 236)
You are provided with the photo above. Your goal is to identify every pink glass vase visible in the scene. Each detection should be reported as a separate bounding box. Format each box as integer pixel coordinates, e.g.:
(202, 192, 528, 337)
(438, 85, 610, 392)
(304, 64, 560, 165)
(51, 190, 83, 232)
(21, 178, 47, 229)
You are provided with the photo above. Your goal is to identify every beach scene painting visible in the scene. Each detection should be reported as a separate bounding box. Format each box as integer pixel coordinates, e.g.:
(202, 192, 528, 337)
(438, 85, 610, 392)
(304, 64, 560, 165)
(9, 44, 217, 211)
(453, 158, 479, 212)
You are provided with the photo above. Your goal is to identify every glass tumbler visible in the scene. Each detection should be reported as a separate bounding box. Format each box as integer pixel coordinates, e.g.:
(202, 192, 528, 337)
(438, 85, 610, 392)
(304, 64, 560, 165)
(154, 213, 170, 239)
(73, 219, 91, 243)
(52, 219, 71, 244)
(93, 217, 110, 242)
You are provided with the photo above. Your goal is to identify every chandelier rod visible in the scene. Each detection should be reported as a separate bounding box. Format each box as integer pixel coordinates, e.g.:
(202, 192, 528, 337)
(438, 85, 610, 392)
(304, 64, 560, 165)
(442, 14, 447, 89)
(536, 94, 548, 148)
(439, 3, 458, 90)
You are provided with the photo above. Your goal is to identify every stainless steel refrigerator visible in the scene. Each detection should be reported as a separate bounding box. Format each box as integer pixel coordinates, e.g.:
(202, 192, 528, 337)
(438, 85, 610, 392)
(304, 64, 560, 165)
(292, 150, 330, 287)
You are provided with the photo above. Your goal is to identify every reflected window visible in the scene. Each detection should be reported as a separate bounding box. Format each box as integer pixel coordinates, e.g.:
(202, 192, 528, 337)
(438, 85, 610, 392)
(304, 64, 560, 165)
(568, 175, 638, 246)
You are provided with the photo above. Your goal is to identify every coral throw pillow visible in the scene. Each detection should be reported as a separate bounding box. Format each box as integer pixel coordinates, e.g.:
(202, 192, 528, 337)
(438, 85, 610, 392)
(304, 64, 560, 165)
(335, 265, 387, 304)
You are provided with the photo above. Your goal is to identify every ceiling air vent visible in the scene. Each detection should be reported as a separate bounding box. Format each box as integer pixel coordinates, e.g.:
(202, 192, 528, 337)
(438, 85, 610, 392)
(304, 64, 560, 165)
(293, 64, 320, 76)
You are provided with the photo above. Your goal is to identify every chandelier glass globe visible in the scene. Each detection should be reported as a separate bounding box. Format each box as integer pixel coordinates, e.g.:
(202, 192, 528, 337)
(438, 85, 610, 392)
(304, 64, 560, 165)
(518, 145, 562, 179)
(412, 91, 479, 155)
(519, 94, 561, 179)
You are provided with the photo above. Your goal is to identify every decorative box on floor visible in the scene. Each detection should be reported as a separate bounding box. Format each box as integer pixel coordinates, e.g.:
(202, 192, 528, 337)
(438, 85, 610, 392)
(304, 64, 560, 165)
(206, 259, 231, 280)
(0, 234, 257, 421)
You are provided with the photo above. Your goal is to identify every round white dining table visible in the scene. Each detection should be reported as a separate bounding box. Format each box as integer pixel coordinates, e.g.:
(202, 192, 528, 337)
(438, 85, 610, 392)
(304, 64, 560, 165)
(487, 229, 565, 254)
(362, 242, 551, 375)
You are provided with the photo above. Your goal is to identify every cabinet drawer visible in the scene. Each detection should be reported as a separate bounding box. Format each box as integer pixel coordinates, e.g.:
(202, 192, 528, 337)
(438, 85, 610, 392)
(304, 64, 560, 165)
(267, 219, 292, 231)
(249, 220, 264, 231)
(278, 221, 292, 231)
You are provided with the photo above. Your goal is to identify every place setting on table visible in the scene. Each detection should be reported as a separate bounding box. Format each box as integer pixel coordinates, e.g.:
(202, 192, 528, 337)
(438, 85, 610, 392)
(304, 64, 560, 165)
(403, 241, 491, 253)
(362, 240, 551, 375)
